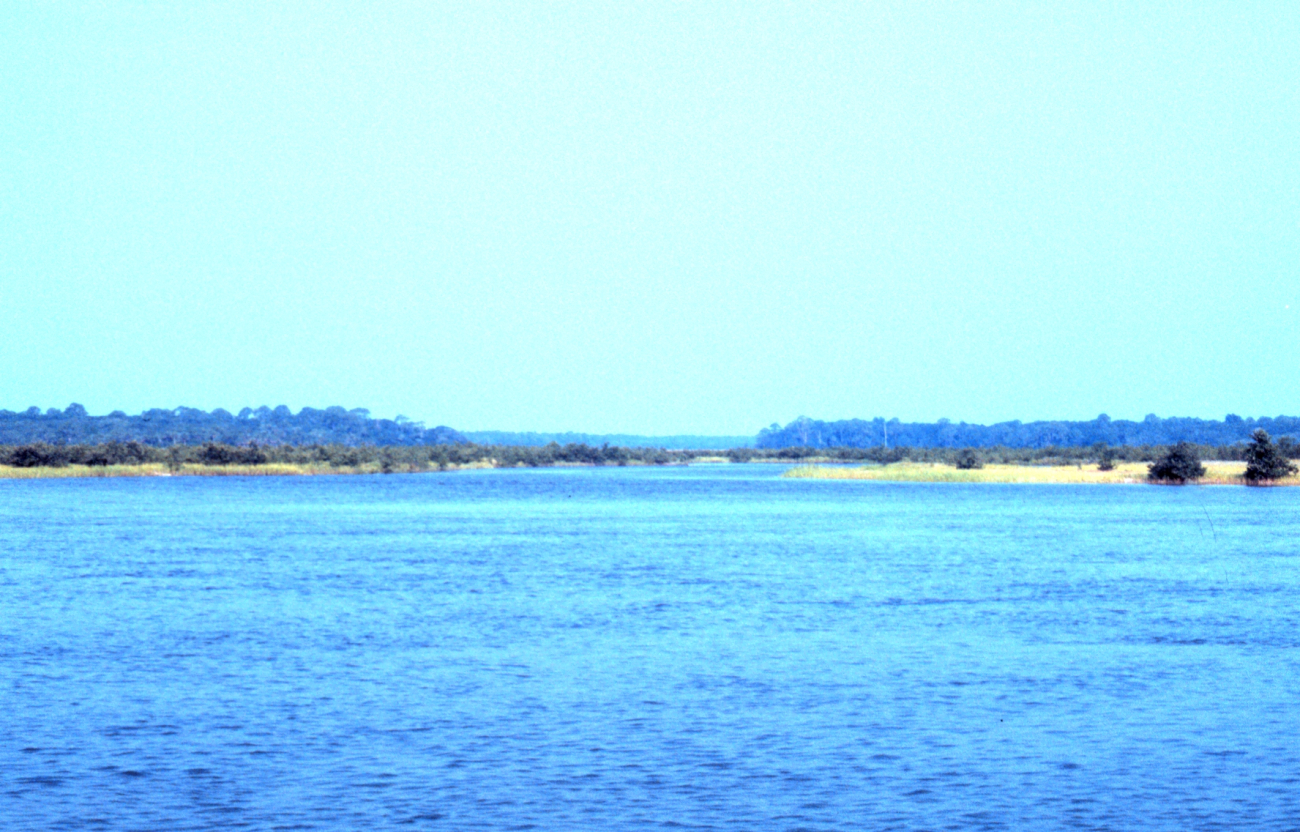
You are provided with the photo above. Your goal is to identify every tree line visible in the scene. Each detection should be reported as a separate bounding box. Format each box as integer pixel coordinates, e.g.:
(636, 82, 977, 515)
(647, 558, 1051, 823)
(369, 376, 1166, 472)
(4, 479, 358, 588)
(11, 404, 1299, 455)
(0, 441, 687, 470)
(4, 437, 1296, 472)
(461, 430, 755, 450)
(0, 404, 465, 447)
(757, 413, 1300, 450)
(727, 439, 1298, 466)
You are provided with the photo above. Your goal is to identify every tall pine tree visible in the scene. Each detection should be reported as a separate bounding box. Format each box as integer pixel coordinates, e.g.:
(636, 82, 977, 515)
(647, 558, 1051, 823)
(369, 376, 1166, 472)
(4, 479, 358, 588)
(1243, 429, 1298, 483)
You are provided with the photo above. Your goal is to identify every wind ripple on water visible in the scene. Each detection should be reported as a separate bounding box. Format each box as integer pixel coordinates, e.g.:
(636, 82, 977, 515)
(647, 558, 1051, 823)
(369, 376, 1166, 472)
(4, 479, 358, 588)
(2, 469, 1299, 830)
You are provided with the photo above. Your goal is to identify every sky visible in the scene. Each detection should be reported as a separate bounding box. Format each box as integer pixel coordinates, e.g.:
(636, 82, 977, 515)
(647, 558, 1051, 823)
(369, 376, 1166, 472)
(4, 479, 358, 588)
(2, 3, 1297, 435)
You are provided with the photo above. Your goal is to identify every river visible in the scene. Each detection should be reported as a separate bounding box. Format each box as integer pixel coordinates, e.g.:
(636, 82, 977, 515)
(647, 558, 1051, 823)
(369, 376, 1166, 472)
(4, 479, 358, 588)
(2, 466, 1298, 829)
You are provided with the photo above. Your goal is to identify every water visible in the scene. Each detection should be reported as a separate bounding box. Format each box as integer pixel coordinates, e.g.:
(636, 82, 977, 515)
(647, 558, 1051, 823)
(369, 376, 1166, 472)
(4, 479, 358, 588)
(2, 465, 1298, 830)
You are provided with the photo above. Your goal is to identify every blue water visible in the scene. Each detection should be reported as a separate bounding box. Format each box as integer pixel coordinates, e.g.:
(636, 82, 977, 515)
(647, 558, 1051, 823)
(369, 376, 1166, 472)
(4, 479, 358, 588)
(2, 465, 1299, 830)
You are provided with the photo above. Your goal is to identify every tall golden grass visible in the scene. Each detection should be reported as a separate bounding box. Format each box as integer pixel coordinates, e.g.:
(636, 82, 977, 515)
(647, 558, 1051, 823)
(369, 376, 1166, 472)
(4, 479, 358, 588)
(0, 461, 492, 479)
(782, 460, 1297, 485)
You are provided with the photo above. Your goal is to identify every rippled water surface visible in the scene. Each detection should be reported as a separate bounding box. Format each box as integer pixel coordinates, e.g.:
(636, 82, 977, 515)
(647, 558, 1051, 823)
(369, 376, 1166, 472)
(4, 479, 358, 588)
(2, 466, 1299, 830)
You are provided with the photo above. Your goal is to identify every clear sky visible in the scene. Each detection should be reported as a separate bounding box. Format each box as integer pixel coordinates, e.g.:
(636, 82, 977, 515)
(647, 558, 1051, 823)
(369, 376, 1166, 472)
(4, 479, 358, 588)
(2, 3, 1297, 435)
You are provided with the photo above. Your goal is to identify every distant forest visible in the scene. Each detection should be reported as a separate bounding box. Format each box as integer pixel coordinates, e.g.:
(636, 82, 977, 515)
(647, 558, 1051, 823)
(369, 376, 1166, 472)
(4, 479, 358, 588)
(0, 404, 465, 447)
(757, 414, 1300, 450)
(5, 405, 1298, 453)
(462, 431, 755, 450)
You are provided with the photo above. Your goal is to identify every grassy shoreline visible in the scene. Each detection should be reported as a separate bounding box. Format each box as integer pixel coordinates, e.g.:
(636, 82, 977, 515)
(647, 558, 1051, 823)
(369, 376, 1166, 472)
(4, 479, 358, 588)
(0, 459, 762, 479)
(4, 459, 1296, 485)
(782, 460, 1300, 485)
(0, 461, 500, 479)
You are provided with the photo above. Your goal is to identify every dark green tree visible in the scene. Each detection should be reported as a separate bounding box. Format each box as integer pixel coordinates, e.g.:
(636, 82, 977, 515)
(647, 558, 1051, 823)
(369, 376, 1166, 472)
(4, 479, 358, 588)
(1147, 442, 1205, 483)
(1243, 429, 1297, 483)
(954, 448, 983, 469)
(1094, 442, 1116, 471)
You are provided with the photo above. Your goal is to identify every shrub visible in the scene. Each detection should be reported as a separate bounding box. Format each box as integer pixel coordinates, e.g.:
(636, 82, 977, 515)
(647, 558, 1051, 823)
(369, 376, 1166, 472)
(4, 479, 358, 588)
(197, 442, 267, 466)
(1243, 429, 1298, 483)
(1147, 442, 1205, 484)
(1278, 436, 1298, 459)
(6, 443, 68, 468)
(1094, 443, 1116, 471)
(954, 448, 983, 469)
(776, 446, 815, 460)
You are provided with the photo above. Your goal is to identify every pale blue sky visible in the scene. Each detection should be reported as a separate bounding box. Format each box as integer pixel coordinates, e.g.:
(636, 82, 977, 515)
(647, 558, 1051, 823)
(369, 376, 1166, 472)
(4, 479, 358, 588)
(3, 3, 1297, 434)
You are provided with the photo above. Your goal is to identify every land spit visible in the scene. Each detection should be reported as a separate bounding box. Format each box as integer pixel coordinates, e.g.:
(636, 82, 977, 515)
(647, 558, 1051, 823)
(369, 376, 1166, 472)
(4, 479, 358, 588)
(782, 460, 1299, 485)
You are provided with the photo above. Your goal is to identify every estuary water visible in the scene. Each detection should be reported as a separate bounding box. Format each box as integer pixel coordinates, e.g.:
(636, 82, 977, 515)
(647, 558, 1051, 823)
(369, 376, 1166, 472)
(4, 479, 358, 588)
(2, 465, 1298, 831)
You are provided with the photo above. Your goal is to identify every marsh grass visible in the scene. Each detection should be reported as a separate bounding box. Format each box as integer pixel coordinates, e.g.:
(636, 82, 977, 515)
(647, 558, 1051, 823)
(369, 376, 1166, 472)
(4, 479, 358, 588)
(0, 464, 172, 479)
(782, 460, 1296, 485)
(0, 461, 496, 479)
(0, 463, 339, 478)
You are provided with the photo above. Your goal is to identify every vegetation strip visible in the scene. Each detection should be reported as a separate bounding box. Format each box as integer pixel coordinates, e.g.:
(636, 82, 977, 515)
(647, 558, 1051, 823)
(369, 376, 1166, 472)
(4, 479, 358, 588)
(781, 461, 1300, 485)
(0, 441, 689, 476)
(785, 432, 1299, 486)
(3, 431, 1296, 483)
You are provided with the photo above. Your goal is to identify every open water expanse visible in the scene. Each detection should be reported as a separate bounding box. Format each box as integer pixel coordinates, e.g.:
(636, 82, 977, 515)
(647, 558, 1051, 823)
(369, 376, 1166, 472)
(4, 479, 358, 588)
(2, 465, 1299, 831)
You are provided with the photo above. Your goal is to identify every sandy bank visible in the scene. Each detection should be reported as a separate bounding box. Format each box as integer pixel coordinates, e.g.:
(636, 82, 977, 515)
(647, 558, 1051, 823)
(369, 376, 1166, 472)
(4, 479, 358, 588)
(782, 461, 1298, 485)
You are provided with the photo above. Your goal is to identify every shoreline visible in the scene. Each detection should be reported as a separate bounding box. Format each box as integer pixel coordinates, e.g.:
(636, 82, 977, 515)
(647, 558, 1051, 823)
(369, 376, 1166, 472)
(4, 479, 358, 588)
(0, 459, 744, 479)
(2, 459, 1296, 485)
(0, 462, 498, 479)
(782, 461, 1300, 486)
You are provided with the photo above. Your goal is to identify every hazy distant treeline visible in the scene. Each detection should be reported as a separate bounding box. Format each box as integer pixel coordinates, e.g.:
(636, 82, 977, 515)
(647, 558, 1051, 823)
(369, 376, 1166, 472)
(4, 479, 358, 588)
(8, 405, 1300, 453)
(462, 431, 755, 450)
(0, 404, 465, 447)
(736, 442, 1298, 465)
(757, 414, 1300, 450)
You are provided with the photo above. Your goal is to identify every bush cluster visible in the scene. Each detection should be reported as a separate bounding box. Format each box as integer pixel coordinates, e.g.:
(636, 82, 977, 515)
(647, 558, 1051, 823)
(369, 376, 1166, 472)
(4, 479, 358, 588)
(1142, 431, 1299, 485)
(1147, 442, 1207, 483)
(1, 440, 156, 468)
(0, 441, 688, 470)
